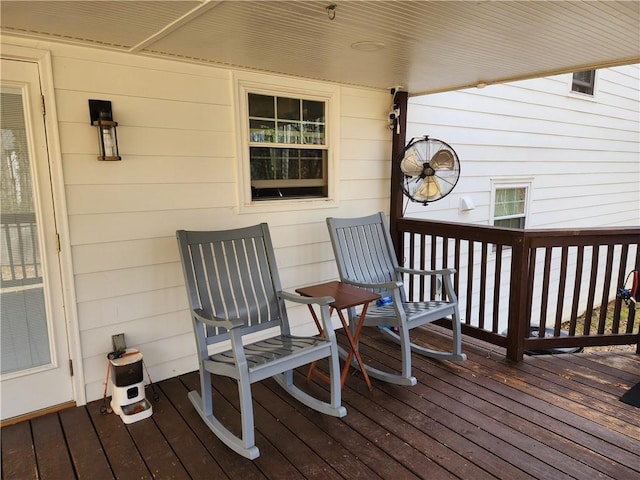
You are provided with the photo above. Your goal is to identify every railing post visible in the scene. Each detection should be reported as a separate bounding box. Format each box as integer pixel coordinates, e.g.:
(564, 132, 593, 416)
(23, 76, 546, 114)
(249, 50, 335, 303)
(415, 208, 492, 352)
(506, 231, 529, 361)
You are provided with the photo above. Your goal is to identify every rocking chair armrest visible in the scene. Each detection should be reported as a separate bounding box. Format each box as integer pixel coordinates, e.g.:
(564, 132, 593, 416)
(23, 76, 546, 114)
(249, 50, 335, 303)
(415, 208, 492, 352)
(342, 278, 403, 291)
(396, 266, 457, 277)
(193, 308, 243, 330)
(278, 290, 334, 306)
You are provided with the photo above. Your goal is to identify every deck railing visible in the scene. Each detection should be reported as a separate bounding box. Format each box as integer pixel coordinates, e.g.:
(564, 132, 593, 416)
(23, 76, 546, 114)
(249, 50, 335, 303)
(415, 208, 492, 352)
(395, 217, 640, 361)
(1, 212, 42, 288)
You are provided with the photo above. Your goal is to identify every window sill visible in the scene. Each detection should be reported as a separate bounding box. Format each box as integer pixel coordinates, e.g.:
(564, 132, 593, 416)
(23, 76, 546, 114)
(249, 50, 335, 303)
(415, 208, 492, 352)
(236, 196, 339, 215)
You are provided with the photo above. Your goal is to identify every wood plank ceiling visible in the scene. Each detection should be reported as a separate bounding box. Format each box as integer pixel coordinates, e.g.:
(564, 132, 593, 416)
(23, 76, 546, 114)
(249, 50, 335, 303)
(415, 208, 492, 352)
(1, 0, 639, 95)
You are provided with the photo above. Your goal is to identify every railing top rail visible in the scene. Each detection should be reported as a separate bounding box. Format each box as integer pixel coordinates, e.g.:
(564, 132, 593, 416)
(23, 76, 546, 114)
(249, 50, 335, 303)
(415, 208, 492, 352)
(397, 217, 640, 247)
(396, 217, 523, 244)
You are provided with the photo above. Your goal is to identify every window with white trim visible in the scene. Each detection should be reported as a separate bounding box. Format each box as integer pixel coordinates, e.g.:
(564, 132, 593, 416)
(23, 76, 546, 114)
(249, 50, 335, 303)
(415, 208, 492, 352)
(247, 92, 328, 200)
(571, 69, 596, 96)
(492, 185, 530, 229)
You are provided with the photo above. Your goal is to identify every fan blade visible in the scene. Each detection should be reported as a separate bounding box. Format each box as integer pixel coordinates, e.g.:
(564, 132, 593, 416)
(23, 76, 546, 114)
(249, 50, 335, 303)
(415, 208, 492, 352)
(430, 149, 455, 170)
(415, 177, 441, 200)
(400, 149, 424, 176)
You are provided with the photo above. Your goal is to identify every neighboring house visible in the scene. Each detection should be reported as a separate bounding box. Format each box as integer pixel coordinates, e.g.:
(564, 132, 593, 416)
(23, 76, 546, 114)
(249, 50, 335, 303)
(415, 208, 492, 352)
(402, 65, 640, 332)
(404, 65, 640, 228)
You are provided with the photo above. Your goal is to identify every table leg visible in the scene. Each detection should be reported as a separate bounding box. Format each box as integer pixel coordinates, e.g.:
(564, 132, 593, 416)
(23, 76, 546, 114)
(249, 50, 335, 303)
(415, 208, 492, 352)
(305, 304, 332, 384)
(337, 307, 373, 391)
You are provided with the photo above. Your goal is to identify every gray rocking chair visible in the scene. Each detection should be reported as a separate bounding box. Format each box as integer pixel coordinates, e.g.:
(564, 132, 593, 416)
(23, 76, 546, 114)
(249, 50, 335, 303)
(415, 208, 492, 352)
(177, 224, 346, 459)
(326, 212, 466, 386)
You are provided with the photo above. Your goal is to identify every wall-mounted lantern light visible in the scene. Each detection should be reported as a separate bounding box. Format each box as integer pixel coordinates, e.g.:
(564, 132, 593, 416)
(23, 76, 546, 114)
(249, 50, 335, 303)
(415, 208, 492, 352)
(89, 99, 121, 161)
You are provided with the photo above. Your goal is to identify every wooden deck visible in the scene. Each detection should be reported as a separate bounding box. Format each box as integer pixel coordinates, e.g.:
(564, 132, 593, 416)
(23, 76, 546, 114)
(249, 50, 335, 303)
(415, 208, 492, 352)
(2, 326, 639, 480)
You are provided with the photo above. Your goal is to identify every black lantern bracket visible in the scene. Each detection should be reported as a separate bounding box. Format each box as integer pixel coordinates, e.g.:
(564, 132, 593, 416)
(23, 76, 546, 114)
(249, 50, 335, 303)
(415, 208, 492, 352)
(89, 99, 121, 161)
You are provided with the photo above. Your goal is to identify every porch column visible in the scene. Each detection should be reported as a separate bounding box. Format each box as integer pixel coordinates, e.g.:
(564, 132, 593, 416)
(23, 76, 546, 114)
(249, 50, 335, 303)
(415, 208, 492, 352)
(389, 90, 408, 263)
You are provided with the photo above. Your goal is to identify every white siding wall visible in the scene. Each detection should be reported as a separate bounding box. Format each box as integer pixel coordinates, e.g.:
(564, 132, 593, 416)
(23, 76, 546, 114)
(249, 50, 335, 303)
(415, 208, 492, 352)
(3, 37, 392, 403)
(405, 65, 640, 227)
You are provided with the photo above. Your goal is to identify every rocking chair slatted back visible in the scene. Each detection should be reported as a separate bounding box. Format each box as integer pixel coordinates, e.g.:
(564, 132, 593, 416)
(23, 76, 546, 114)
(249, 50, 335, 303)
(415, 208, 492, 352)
(328, 212, 400, 298)
(178, 225, 286, 345)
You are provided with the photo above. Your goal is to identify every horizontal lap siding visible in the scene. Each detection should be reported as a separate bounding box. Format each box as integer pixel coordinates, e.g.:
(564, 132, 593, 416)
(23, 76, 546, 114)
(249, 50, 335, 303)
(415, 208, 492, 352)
(27, 41, 392, 401)
(53, 48, 233, 400)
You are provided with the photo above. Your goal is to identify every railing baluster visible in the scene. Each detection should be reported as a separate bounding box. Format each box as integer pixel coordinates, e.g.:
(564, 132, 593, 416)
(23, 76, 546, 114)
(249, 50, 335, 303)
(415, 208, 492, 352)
(626, 248, 640, 337)
(466, 240, 474, 326)
(597, 245, 615, 334)
(454, 238, 461, 303)
(408, 232, 416, 301)
(527, 247, 538, 336)
(569, 246, 585, 336)
(431, 235, 439, 299)
(28, 220, 40, 278)
(613, 243, 629, 333)
(539, 247, 552, 335)
(583, 245, 600, 334)
(3, 219, 17, 281)
(555, 246, 569, 336)
(478, 242, 488, 330)
(493, 244, 503, 333)
(17, 219, 27, 280)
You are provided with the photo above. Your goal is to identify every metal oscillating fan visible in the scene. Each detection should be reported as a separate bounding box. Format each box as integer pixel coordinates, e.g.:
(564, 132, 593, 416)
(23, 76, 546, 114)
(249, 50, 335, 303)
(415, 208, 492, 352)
(400, 136, 460, 205)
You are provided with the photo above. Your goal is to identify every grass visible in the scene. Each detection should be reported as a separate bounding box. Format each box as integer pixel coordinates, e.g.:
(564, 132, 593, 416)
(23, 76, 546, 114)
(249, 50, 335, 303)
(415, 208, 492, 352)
(561, 299, 638, 352)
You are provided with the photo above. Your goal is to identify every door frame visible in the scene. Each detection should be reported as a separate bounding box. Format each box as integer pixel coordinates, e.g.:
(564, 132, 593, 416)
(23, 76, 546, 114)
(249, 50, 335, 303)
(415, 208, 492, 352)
(2, 43, 85, 408)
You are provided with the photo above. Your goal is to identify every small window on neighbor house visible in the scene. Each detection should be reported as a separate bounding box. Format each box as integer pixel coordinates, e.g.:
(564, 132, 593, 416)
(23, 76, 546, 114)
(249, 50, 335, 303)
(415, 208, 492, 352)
(571, 70, 596, 95)
(247, 93, 328, 200)
(493, 187, 527, 229)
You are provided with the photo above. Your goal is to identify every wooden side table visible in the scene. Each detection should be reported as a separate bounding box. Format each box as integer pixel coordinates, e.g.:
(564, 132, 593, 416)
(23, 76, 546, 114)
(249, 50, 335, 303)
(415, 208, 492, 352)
(296, 281, 380, 391)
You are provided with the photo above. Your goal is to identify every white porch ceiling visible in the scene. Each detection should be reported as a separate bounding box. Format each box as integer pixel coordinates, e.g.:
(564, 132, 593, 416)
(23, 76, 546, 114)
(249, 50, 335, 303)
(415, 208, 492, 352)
(1, 0, 638, 95)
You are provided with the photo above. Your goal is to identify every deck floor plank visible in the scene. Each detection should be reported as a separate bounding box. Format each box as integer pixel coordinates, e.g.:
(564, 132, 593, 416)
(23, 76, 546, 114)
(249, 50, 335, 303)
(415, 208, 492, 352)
(162, 375, 261, 479)
(144, 382, 225, 480)
(329, 339, 514, 480)
(252, 379, 384, 480)
(1, 419, 37, 480)
(31, 413, 76, 480)
(410, 332, 637, 479)
(586, 351, 640, 376)
(84, 400, 152, 480)
(2, 329, 639, 480)
(353, 332, 577, 480)
(58, 405, 114, 479)
(180, 370, 304, 479)
(408, 326, 640, 476)
(519, 354, 640, 430)
(410, 327, 640, 453)
(124, 404, 190, 479)
(398, 342, 637, 480)
(262, 374, 428, 480)
(211, 366, 344, 479)
(530, 352, 635, 396)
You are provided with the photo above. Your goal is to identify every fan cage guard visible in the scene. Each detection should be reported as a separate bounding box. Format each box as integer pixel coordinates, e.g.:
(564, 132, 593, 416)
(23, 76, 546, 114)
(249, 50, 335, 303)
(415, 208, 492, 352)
(399, 136, 460, 205)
